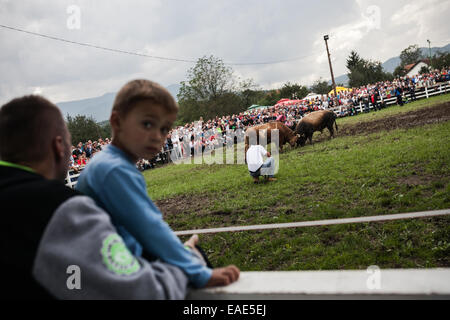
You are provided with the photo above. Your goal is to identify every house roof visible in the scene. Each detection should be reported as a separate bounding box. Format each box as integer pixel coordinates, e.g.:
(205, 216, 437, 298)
(404, 63, 416, 72)
(404, 59, 431, 72)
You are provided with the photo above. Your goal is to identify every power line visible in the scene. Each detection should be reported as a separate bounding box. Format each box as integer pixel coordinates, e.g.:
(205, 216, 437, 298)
(0, 24, 318, 66)
(0, 24, 196, 63)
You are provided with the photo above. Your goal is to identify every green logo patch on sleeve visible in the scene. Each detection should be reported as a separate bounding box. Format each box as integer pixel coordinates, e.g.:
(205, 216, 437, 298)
(101, 234, 141, 275)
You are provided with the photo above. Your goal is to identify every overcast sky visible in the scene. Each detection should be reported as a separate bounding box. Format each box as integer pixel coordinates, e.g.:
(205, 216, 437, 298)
(1, 0, 449, 104)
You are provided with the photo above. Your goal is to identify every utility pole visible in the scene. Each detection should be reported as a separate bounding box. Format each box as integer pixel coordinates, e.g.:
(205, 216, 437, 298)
(427, 39, 432, 70)
(324, 35, 337, 97)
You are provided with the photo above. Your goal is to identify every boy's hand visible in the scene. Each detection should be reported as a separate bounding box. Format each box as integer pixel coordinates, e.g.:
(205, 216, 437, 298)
(184, 234, 205, 263)
(205, 265, 240, 287)
(184, 234, 199, 249)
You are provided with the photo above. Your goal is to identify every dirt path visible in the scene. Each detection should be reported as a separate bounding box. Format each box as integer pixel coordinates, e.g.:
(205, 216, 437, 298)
(333, 101, 449, 139)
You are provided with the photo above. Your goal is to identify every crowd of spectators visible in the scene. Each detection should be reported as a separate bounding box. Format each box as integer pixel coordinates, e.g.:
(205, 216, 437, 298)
(67, 68, 449, 175)
(69, 136, 168, 174)
(69, 138, 111, 172)
(166, 68, 450, 158)
(330, 68, 450, 117)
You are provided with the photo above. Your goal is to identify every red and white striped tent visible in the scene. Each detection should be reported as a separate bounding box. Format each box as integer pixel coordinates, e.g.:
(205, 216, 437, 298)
(274, 99, 305, 108)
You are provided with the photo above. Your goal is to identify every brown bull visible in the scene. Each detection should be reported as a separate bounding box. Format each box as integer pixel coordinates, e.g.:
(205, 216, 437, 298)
(295, 110, 338, 146)
(244, 121, 298, 155)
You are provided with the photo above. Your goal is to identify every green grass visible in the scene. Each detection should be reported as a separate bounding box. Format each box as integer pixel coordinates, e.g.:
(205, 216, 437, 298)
(144, 93, 450, 270)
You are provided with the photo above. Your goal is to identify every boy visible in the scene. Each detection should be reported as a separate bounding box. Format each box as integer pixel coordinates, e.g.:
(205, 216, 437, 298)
(76, 80, 239, 288)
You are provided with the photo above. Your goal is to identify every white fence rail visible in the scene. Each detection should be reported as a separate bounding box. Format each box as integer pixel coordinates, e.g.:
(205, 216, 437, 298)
(65, 168, 82, 188)
(187, 269, 450, 300)
(174, 209, 450, 236)
(330, 81, 450, 115)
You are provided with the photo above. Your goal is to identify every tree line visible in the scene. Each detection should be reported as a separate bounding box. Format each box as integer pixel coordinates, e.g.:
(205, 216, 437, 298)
(347, 44, 449, 87)
(393, 44, 450, 77)
(175, 55, 340, 125)
(66, 115, 111, 145)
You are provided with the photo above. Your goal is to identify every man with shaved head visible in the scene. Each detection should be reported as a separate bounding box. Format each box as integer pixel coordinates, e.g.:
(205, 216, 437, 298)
(0, 95, 189, 299)
(0, 95, 72, 181)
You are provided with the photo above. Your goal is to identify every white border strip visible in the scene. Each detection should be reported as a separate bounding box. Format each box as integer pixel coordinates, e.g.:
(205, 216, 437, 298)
(174, 209, 450, 236)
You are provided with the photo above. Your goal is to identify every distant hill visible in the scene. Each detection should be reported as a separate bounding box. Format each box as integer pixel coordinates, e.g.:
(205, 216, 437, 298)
(57, 92, 116, 122)
(167, 83, 181, 100)
(330, 44, 450, 86)
(57, 84, 181, 122)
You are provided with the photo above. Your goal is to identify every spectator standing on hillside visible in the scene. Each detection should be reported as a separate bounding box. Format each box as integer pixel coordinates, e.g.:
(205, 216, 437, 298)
(395, 86, 404, 106)
(190, 135, 195, 157)
(373, 89, 381, 111)
(85, 141, 93, 158)
(72, 142, 83, 159)
(409, 83, 417, 102)
(92, 141, 100, 152)
(172, 132, 181, 160)
(77, 152, 87, 166)
(363, 94, 370, 113)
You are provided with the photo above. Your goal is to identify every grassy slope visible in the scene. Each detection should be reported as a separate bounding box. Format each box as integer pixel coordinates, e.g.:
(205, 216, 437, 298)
(144, 94, 450, 270)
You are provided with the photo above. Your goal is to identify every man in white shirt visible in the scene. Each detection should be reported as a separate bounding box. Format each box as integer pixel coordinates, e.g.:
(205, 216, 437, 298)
(246, 144, 277, 184)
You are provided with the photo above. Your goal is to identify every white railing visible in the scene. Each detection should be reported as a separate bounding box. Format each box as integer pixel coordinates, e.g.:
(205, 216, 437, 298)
(65, 151, 176, 189)
(187, 269, 450, 299)
(65, 168, 83, 188)
(330, 81, 450, 115)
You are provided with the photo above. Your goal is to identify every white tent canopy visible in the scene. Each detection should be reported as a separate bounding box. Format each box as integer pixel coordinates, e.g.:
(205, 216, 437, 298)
(304, 93, 324, 101)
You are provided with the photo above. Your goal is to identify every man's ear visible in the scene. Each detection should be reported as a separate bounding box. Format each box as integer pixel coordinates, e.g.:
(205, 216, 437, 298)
(53, 136, 66, 162)
(110, 111, 121, 133)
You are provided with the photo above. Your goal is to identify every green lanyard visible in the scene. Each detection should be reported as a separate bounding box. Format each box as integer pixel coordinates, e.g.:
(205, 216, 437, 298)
(0, 160, 35, 173)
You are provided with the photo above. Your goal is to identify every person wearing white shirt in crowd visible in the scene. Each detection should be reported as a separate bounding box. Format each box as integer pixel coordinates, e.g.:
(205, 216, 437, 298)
(172, 132, 181, 160)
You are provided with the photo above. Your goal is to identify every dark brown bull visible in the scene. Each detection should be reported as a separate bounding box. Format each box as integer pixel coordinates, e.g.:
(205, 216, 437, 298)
(295, 110, 338, 146)
(245, 121, 298, 155)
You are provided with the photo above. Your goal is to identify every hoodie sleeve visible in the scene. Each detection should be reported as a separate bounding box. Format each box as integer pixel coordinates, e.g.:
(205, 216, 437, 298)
(32, 196, 188, 300)
(87, 164, 212, 288)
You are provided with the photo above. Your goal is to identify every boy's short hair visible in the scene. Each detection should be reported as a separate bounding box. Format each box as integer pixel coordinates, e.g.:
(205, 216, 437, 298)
(0, 95, 65, 164)
(112, 79, 178, 117)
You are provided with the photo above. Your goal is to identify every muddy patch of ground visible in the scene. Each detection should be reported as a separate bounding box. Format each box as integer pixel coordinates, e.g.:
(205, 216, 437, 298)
(156, 193, 214, 218)
(341, 101, 449, 135)
(397, 175, 441, 187)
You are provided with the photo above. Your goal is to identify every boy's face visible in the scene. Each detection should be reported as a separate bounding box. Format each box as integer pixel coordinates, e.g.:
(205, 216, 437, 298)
(112, 101, 177, 162)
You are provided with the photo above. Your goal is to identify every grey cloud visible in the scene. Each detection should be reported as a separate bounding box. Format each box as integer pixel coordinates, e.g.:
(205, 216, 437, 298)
(0, 0, 448, 105)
